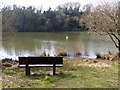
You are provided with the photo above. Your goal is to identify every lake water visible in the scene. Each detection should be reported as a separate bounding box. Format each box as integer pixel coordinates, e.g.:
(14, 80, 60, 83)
(0, 32, 117, 60)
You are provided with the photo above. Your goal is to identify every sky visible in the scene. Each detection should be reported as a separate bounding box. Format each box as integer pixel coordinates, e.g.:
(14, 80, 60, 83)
(1, 0, 115, 10)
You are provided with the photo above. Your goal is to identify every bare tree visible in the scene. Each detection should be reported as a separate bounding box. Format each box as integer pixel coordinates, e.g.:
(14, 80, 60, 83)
(83, 1, 120, 58)
(1, 5, 15, 40)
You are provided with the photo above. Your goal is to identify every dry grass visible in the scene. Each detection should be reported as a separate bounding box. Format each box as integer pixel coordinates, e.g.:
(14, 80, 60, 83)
(1, 58, 118, 88)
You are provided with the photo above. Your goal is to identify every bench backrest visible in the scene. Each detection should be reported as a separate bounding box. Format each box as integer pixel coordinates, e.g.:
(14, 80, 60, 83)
(19, 57, 63, 65)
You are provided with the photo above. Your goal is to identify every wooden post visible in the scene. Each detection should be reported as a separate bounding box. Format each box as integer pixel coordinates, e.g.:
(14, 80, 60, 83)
(26, 59, 30, 76)
(53, 58, 56, 75)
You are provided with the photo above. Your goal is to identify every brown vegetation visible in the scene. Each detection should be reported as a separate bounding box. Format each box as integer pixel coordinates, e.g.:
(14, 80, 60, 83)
(1, 59, 18, 67)
(56, 47, 68, 56)
(96, 52, 118, 61)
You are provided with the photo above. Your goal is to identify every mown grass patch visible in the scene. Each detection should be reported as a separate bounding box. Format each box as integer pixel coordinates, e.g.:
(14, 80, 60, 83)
(1, 59, 118, 88)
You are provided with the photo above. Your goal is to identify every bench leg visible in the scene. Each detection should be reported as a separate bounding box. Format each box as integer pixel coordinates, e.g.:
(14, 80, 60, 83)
(53, 66, 56, 75)
(26, 67, 30, 76)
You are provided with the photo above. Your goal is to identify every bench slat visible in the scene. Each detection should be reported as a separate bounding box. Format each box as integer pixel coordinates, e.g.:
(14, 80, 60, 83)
(19, 64, 63, 67)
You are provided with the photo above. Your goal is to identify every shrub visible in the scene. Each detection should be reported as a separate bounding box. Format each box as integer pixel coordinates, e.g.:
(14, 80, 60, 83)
(56, 47, 68, 56)
(104, 53, 118, 61)
(2, 62, 12, 67)
(96, 53, 103, 59)
(74, 51, 82, 56)
(2, 58, 13, 63)
(93, 60, 98, 63)
(58, 52, 67, 56)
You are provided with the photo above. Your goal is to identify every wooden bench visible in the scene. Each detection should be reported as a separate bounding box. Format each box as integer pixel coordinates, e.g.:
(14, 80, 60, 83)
(18, 56, 63, 76)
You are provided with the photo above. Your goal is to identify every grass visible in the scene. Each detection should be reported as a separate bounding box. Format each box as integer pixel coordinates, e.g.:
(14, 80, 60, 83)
(1, 58, 118, 88)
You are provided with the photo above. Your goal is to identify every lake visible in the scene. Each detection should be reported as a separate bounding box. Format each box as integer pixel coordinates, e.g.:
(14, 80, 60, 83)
(0, 32, 117, 60)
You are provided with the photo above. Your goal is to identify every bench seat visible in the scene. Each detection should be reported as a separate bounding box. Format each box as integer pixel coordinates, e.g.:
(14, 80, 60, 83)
(19, 64, 63, 67)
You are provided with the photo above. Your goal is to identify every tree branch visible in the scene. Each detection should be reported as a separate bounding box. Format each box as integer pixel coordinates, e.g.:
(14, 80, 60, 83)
(108, 29, 120, 41)
(107, 32, 118, 48)
(111, 33, 119, 40)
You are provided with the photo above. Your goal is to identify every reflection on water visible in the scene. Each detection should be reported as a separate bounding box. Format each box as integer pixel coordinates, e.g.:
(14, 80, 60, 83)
(0, 32, 117, 60)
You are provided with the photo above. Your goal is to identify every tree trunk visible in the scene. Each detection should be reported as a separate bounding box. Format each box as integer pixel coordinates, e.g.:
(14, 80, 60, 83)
(118, 42, 120, 60)
(118, 1, 120, 58)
